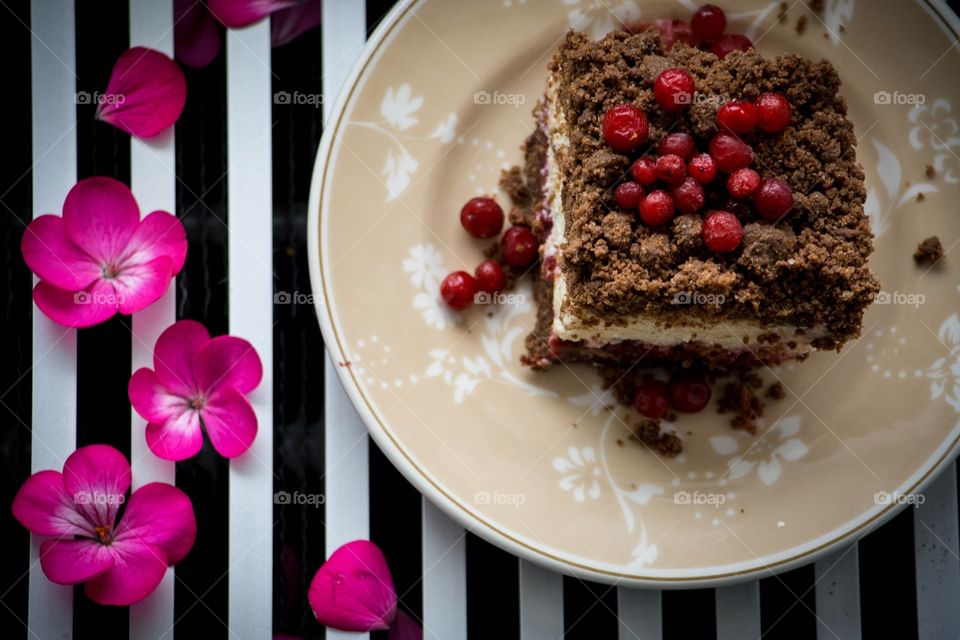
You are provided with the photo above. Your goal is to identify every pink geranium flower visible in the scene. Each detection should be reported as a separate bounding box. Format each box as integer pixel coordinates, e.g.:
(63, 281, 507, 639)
(174, 0, 323, 68)
(129, 320, 263, 461)
(96, 47, 187, 138)
(21, 177, 187, 328)
(11, 445, 196, 606)
(308, 540, 422, 639)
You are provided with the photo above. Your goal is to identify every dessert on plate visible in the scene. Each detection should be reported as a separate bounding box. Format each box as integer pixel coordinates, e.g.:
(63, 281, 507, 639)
(512, 27, 879, 371)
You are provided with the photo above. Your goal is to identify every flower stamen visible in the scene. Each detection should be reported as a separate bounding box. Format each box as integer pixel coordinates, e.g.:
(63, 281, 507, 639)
(95, 525, 112, 543)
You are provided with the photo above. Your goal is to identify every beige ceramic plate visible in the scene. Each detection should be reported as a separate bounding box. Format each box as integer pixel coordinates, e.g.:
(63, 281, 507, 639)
(308, 0, 960, 586)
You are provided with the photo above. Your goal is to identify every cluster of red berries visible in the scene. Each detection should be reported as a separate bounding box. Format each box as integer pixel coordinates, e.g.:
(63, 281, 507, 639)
(603, 66, 794, 253)
(439, 197, 538, 310)
(634, 373, 712, 419)
(628, 4, 752, 59)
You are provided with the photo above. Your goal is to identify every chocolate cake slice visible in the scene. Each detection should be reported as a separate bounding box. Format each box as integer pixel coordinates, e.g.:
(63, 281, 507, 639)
(519, 29, 879, 370)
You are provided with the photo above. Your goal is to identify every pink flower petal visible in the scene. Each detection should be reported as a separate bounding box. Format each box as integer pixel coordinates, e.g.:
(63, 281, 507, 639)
(174, 0, 222, 68)
(388, 610, 423, 640)
(201, 387, 258, 458)
(271, 0, 323, 47)
(308, 540, 398, 632)
(112, 255, 175, 314)
(84, 538, 168, 606)
(145, 411, 204, 461)
(12, 470, 94, 538)
(154, 320, 210, 395)
(119, 211, 187, 275)
(129, 368, 189, 424)
(33, 279, 119, 328)
(39, 539, 114, 585)
(96, 47, 187, 138)
(62, 177, 139, 265)
(207, 0, 302, 28)
(21, 215, 101, 291)
(61, 445, 131, 531)
(194, 335, 263, 395)
(114, 482, 196, 565)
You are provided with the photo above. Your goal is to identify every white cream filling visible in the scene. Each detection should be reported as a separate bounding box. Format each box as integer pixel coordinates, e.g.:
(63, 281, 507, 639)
(542, 71, 824, 353)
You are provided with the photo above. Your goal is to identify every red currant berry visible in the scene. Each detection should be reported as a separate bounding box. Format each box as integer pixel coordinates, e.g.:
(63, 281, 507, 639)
(634, 380, 670, 419)
(653, 18, 696, 49)
(654, 68, 696, 113)
(671, 177, 706, 214)
(614, 182, 644, 209)
(474, 260, 506, 294)
(459, 197, 504, 238)
(687, 153, 718, 184)
(657, 132, 696, 160)
(717, 100, 758, 135)
(501, 225, 539, 266)
(702, 210, 743, 252)
(708, 133, 753, 172)
(630, 157, 658, 185)
(668, 373, 712, 413)
(440, 271, 477, 309)
(691, 4, 727, 42)
(710, 34, 753, 59)
(726, 167, 761, 198)
(752, 178, 793, 221)
(640, 190, 675, 226)
(755, 92, 792, 133)
(602, 104, 649, 152)
(656, 153, 687, 185)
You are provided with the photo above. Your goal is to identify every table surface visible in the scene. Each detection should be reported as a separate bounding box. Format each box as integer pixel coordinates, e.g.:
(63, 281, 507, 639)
(1, 1, 958, 639)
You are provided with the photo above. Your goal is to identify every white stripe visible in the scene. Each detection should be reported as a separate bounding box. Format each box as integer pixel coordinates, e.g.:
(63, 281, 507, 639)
(716, 581, 761, 640)
(421, 500, 467, 640)
(128, 0, 177, 637)
(321, 3, 370, 639)
(617, 588, 661, 640)
(814, 545, 860, 640)
(226, 21, 274, 640)
(914, 462, 960, 638)
(29, 0, 77, 636)
(519, 561, 564, 640)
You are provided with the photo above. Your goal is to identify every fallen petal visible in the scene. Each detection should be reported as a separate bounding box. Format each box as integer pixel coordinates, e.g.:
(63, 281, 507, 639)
(33, 279, 119, 328)
(119, 210, 188, 276)
(62, 177, 139, 265)
(129, 368, 189, 424)
(207, 0, 302, 28)
(308, 540, 397, 632)
(21, 215, 101, 291)
(12, 470, 94, 538)
(61, 445, 131, 531)
(271, 0, 323, 47)
(154, 319, 210, 396)
(145, 412, 204, 461)
(174, 0, 222, 68)
(39, 538, 115, 585)
(388, 610, 423, 640)
(201, 387, 258, 458)
(112, 254, 175, 315)
(96, 47, 187, 138)
(194, 335, 263, 395)
(114, 482, 196, 565)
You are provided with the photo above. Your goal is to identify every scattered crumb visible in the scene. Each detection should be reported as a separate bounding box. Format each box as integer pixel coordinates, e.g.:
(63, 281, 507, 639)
(717, 371, 767, 434)
(810, 0, 825, 12)
(663, 411, 677, 423)
(917, 192, 926, 202)
(630, 419, 683, 457)
(338, 361, 351, 367)
(926, 164, 936, 179)
(777, 2, 788, 21)
(766, 382, 786, 400)
(617, 439, 624, 447)
(740, 508, 745, 514)
(914, 236, 944, 266)
(795, 15, 807, 34)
